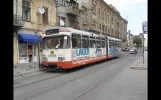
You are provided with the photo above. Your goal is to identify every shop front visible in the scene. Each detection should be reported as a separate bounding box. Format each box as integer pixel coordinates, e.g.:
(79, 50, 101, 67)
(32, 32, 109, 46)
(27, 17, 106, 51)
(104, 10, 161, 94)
(14, 32, 43, 76)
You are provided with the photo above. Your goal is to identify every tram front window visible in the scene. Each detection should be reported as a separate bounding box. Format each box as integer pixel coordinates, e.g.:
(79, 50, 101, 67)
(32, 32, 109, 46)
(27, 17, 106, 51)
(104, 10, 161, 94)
(43, 36, 70, 49)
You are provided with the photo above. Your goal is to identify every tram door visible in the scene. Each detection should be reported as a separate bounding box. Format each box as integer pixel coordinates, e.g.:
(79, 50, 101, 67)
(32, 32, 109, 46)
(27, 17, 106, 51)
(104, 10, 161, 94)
(112, 41, 116, 57)
(106, 37, 108, 58)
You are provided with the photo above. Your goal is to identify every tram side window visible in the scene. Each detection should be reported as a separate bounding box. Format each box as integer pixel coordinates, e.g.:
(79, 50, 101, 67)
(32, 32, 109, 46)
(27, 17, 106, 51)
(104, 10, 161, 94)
(66, 36, 71, 48)
(120, 42, 122, 48)
(95, 40, 101, 48)
(82, 35, 89, 48)
(115, 42, 117, 47)
(118, 42, 120, 48)
(109, 41, 112, 48)
(117, 42, 120, 48)
(72, 34, 81, 48)
(82, 38, 89, 48)
(90, 37, 95, 48)
(102, 40, 105, 48)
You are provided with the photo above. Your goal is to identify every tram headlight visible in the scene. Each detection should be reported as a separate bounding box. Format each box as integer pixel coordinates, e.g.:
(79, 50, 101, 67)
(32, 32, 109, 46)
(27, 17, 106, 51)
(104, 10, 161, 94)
(58, 57, 65, 61)
(43, 57, 48, 61)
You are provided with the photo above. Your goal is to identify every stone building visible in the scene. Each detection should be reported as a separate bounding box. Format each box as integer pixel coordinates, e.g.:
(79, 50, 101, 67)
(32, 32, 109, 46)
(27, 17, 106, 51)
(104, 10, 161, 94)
(13, 0, 56, 76)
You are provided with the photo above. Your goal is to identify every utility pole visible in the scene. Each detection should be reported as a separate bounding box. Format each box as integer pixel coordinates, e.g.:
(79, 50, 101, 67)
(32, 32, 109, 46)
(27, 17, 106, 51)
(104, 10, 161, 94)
(143, 34, 144, 64)
(128, 30, 130, 47)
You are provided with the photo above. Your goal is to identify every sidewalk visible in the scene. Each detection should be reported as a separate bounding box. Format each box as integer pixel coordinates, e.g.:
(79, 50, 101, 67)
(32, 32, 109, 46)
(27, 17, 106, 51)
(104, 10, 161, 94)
(14, 66, 51, 80)
(102, 56, 147, 100)
(83, 56, 147, 100)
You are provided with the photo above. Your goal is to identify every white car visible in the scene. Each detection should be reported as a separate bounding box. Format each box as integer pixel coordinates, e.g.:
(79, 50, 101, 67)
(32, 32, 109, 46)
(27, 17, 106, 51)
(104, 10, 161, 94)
(130, 48, 137, 54)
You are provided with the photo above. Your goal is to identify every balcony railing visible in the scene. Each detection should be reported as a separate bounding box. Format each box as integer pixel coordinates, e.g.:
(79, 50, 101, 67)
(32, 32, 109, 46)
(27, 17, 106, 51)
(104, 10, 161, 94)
(13, 14, 24, 27)
(65, 6, 78, 16)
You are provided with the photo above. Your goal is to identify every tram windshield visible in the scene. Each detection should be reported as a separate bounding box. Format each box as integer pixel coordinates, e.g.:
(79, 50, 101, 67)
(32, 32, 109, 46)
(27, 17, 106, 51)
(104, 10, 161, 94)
(43, 35, 70, 49)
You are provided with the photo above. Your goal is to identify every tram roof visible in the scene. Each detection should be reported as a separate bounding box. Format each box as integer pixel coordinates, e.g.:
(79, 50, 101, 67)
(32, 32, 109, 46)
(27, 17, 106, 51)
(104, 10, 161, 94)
(44, 27, 122, 41)
(107, 36, 122, 41)
(44, 27, 105, 38)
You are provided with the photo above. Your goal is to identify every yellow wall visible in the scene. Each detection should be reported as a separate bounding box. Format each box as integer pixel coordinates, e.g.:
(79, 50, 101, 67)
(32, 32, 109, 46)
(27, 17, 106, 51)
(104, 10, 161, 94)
(22, 0, 56, 31)
(13, 33, 18, 64)
(13, 0, 56, 65)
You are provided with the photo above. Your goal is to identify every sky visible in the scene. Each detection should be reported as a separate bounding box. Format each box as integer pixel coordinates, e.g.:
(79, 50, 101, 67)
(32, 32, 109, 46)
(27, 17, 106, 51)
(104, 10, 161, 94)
(104, 0, 147, 46)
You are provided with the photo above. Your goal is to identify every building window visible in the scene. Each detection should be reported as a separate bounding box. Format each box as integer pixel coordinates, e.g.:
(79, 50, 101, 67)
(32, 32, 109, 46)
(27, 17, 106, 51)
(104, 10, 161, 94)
(112, 17, 113, 25)
(42, 7, 48, 25)
(108, 15, 109, 23)
(58, 16, 66, 26)
(19, 42, 28, 58)
(59, 0, 65, 6)
(99, 24, 101, 31)
(22, 0, 31, 21)
(99, 8, 101, 15)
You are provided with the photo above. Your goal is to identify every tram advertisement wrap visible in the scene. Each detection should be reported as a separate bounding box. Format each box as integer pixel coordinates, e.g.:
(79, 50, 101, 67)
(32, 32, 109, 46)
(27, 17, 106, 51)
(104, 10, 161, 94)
(73, 48, 90, 59)
(95, 48, 102, 57)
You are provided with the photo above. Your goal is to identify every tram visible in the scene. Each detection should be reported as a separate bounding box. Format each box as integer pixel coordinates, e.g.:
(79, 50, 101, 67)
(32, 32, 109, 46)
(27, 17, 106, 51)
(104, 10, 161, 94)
(41, 27, 122, 69)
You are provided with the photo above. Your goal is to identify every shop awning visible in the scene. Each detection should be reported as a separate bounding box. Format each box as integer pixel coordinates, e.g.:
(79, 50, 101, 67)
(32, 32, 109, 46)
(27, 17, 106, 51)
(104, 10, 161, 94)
(18, 33, 43, 43)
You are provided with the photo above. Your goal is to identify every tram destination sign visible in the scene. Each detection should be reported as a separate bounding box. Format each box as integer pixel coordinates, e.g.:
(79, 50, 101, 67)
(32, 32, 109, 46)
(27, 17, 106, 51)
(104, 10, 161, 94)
(46, 29, 59, 35)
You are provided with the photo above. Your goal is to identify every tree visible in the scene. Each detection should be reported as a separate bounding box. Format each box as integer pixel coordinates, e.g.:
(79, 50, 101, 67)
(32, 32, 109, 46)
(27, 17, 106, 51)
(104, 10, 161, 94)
(133, 36, 142, 48)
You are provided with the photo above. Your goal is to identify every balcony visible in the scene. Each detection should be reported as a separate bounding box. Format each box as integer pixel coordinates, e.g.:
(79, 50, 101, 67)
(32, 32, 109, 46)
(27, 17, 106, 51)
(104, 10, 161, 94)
(13, 14, 24, 27)
(13, 14, 24, 32)
(65, 6, 78, 16)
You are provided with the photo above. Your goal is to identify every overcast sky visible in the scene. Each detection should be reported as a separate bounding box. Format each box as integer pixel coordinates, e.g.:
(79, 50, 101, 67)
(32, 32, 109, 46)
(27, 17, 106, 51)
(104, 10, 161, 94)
(105, 0, 147, 35)
(105, 0, 147, 46)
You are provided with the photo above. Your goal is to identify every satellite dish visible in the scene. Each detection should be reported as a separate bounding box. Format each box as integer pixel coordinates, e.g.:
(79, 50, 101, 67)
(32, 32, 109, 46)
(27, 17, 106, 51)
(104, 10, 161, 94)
(38, 7, 45, 14)
(60, 20, 65, 26)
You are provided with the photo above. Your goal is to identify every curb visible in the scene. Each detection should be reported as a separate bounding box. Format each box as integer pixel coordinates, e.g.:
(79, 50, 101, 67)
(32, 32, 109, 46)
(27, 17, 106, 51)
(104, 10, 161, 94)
(130, 67, 147, 70)
(129, 58, 147, 70)
(14, 68, 49, 80)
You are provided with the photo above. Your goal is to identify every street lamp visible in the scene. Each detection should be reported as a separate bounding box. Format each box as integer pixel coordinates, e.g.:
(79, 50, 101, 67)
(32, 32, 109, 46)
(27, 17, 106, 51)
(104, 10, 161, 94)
(35, 31, 41, 69)
(34, 6, 45, 69)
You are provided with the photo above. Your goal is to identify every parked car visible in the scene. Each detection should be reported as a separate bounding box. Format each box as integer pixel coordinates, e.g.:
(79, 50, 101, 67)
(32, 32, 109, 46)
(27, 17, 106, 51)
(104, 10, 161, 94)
(122, 48, 130, 52)
(129, 48, 137, 54)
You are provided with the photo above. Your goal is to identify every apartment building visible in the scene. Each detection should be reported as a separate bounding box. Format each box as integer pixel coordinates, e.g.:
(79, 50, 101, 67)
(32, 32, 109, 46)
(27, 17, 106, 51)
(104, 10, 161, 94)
(13, 0, 56, 76)
(56, 0, 91, 30)
(88, 0, 128, 40)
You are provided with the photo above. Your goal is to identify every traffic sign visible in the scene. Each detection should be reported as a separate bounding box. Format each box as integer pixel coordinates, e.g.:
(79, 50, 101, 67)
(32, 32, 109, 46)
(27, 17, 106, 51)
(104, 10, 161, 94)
(142, 21, 147, 34)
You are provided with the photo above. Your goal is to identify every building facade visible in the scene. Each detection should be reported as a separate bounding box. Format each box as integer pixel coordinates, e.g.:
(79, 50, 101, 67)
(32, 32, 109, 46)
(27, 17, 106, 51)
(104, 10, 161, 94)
(56, 0, 91, 30)
(13, 0, 56, 76)
(87, 0, 128, 39)
(56, 0, 128, 40)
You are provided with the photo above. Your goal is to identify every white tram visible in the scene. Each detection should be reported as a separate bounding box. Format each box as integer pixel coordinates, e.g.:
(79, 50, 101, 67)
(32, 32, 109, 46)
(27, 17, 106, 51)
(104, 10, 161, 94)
(42, 27, 122, 69)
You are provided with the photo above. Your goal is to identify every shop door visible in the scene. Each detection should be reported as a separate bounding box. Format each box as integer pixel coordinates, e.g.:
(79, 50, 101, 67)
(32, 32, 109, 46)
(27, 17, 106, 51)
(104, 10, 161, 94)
(28, 44, 37, 62)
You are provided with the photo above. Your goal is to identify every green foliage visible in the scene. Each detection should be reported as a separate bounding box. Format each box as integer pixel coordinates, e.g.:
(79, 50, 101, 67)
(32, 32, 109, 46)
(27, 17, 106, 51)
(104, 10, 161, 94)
(133, 36, 142, 48)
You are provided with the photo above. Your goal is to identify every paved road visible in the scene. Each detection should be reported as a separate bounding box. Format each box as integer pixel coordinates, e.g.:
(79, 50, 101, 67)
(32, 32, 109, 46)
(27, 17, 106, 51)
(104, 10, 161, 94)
(14, 52, 144, 100)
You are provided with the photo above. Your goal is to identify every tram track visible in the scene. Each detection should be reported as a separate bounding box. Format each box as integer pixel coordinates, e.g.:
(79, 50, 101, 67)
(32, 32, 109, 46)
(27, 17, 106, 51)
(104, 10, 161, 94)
(24, 56, 129, 100)
(74, 58, 135, 100)
(14, 53, 130, 90)
(14, 53, 134, 100)
(14, 58, 116, 89)
(14, 72, 65, 89)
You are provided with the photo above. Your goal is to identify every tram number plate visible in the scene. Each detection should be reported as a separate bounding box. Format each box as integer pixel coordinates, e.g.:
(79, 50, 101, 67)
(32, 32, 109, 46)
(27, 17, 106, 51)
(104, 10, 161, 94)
(50, 51, 54, 54)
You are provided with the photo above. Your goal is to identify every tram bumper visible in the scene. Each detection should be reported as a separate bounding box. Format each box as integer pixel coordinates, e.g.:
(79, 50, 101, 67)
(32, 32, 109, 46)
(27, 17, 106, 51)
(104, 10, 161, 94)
(43, 61, 57, 68)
